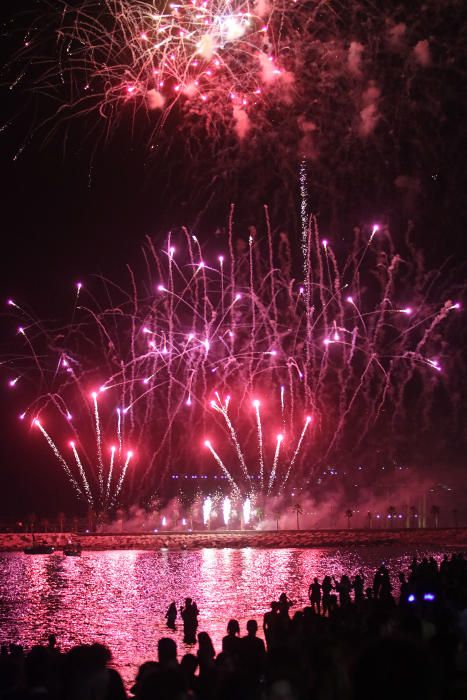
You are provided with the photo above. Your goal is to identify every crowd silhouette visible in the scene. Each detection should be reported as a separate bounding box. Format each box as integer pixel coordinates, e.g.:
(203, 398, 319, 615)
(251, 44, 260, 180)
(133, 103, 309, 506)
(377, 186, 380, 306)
(1, 553, 467, 699)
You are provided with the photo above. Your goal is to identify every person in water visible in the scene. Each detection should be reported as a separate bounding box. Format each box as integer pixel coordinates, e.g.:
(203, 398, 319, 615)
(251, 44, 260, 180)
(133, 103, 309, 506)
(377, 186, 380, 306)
(180, 598, 199, 644)
(165, 602, 177, 630)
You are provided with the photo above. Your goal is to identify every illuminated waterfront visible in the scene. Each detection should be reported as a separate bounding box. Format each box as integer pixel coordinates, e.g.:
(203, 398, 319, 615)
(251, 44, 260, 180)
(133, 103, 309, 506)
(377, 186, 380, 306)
(0, 546, 452, 686)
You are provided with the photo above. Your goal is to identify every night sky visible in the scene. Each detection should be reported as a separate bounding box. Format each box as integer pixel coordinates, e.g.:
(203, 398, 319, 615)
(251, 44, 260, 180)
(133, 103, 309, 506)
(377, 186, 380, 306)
(1, 0, 467, 519)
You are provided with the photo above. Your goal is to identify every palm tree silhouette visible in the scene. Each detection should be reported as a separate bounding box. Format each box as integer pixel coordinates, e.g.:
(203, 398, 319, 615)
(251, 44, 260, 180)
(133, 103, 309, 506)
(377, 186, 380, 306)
(57, 512, 65, 533)
(293, 503, 303, 530)
(27, 513, 36, 533)
(345, 509, 353, 529)
(272, 509, 281, 531)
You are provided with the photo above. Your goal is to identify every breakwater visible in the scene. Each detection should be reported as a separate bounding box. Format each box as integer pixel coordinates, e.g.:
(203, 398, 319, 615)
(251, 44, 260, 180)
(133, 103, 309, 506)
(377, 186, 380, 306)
(1, 528, 467, 551)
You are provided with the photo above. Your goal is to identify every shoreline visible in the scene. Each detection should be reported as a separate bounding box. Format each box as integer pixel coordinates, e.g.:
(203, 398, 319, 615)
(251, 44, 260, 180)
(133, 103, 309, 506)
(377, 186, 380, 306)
(1, 527, 467, 551)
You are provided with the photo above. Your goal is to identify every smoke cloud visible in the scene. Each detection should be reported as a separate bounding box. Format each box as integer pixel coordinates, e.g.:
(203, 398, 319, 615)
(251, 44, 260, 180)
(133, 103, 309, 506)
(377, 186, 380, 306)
(348, 41, 364, 77)
(413, 39, 431, 67)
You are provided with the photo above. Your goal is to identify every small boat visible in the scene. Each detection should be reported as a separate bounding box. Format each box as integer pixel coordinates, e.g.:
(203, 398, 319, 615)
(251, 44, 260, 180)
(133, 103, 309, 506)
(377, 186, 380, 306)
(23, 533, 54, 555)
(63, 543, 82, 557)
(24, 543, 55, 555)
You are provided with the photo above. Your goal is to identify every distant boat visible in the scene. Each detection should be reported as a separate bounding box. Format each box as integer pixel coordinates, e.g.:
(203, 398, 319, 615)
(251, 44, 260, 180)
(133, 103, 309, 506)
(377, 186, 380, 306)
(23, 544, 54, 554)
(63, 543, 82, 557)
(23, 533, 54, 555)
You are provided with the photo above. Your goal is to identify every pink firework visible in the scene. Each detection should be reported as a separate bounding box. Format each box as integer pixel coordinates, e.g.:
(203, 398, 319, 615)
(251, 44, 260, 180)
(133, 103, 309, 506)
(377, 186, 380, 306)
(3, 212, 463, 509)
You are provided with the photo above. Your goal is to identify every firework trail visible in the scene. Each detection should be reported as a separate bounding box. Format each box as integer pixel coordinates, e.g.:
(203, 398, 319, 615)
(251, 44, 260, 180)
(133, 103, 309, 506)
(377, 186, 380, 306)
(281, 415, 311, 488)
(105, 445, 117, 504)
(253, 399, 264, 488)
(299, 159, 310, 301)
(210, 395, 250, 483)
(92, 392, 104, 498)
(4, 211, 463, 509)
(70, 441, 94, 507)
(204, 440, 239, 492)
(267, 433, 283, 495)
(34, 420, 84, 500)
(111, 451, 133, 505)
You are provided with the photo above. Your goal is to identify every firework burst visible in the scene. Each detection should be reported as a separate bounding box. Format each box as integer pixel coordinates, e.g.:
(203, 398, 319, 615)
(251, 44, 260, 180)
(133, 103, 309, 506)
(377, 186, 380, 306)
(9, 0, 463, 159)
(3, 209, 463, 510)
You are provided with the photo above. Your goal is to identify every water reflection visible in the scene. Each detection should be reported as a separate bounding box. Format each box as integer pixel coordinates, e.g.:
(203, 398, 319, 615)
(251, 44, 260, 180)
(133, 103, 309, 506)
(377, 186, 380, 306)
(0, 546, 447, 687)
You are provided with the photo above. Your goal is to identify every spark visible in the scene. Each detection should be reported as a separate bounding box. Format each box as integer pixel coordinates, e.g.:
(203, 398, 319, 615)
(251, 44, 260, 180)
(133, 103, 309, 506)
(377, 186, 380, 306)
(223, 496, 231, 526)
(243, 497, 251, 525)
(203, 496, 212, 525)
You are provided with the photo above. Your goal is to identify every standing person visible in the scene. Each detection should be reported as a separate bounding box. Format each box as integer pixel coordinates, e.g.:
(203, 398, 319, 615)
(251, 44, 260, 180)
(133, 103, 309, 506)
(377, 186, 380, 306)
(379, 567, 393, 603)
(278, 592, 294, 618)
(222, 619, 242, 662)
(373, 566, 384, 598)
(334, 575, 352, 607)
(165, 602, 177, 630)
(308, 578, 322, 615)
(180, 598, 199, 644)
(322, 576, 334, 616)
(352, 572, 365, 604)
(62, 644, 126, 700)
(240, 620, 266, 683)
(263, 602, 280, 650)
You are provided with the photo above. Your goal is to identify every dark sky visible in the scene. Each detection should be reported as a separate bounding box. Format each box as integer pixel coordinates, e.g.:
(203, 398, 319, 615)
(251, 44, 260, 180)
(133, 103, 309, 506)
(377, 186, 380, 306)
(1, 0, 467, 519)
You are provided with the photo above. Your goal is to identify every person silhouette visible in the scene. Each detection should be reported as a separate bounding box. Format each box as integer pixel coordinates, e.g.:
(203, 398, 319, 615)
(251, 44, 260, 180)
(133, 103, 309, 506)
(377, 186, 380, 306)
(180, 654, 200, 696)
(165, 602, 177, 630)
(278, 592, 294, 618)
(335, 575, 352, 606)
(240, 620, 266, 681)
(180, 598, 199, 644)
(308, 578, 322, 615)
(158, 638, 178, 670)
(222, 619, 241, 661)
(322, 576, 334, 616)
(263, 601, 281, 650)
(353, 572, 365, 604)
